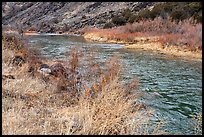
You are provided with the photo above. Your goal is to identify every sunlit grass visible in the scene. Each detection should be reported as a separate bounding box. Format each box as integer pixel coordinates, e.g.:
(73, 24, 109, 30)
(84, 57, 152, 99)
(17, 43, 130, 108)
(2, 30, 168, 135)
(83, 17, 202, 52)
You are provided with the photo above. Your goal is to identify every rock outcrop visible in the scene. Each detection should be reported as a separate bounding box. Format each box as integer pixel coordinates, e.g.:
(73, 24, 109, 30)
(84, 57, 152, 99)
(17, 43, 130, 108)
(2, 2, 155, 33)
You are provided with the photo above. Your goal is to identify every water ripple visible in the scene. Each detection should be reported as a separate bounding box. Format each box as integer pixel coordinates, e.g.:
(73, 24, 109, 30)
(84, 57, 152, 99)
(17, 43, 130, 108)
(27, 35, 202, 134)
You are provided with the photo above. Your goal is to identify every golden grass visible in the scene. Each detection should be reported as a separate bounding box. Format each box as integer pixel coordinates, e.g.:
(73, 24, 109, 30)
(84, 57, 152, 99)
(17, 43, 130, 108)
(2, 32, 167, 135)
(2, 73, 166, 135)
(82, 17, 202, 60)
(83, 30, 202, 60)
(124, 42, 202, 61)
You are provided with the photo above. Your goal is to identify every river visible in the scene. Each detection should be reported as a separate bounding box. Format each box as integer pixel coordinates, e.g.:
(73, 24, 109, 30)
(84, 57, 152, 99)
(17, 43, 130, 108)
(27, 34, 202, 135)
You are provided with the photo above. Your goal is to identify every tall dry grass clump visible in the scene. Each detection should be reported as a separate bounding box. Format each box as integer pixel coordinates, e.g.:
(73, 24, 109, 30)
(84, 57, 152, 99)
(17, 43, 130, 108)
(2, 32, 28, 66)
(54, 76, 166, 135)
(84, 17, 202, 52)
(2, 30, 166, 135)
(117, 17, 202, 51)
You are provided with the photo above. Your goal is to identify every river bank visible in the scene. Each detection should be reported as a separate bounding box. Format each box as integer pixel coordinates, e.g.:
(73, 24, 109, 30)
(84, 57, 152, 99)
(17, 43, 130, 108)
(3, 31, 168, 135)
(23, 30, 80, 36)
(6, 29, 202, 61)
(3, 30, 202, 134)
(83, 31, 202, 61)
(23, 31, 202, 61)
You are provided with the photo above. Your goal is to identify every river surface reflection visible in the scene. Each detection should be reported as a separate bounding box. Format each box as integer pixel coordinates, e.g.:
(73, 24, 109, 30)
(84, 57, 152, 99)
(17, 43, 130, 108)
(27, 34, 202, 134)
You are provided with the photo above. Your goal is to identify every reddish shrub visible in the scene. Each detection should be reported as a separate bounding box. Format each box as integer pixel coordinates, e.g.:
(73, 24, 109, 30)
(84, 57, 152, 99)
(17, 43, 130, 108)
(84, 17, 202, 51)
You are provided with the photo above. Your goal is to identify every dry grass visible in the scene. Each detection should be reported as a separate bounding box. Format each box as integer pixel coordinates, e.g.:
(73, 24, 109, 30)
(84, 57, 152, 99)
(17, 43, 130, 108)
(192, 112, 202, 135)
(54, 77, 166, 135)
(83, 17, 202, 52)
(2, 31, 167, 135)
(2, 72, 166, 135)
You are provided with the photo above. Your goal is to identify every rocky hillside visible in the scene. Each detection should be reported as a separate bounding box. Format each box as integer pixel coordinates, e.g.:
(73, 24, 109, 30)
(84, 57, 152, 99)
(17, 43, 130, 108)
(2, 2, 156, 33)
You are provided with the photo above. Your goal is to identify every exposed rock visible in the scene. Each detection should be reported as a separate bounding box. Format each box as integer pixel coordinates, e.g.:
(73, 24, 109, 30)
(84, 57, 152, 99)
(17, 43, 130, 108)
(37, 64, 51, 76)
(50, 63, 67, 77)
(2, 2, 156, 33)
(39, 64, 49, 69)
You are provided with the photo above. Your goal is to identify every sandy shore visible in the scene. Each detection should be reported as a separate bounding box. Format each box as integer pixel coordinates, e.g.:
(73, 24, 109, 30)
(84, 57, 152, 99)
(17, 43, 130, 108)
(83, 32, 202, 61)
(124, 42, 202, 61)
(24, 32, 41, 35)
(7, 30, 201, 61)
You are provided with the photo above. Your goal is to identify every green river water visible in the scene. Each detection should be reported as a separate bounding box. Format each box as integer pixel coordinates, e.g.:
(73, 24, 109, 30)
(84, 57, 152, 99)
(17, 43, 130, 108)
(27, 34, 202, 135)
